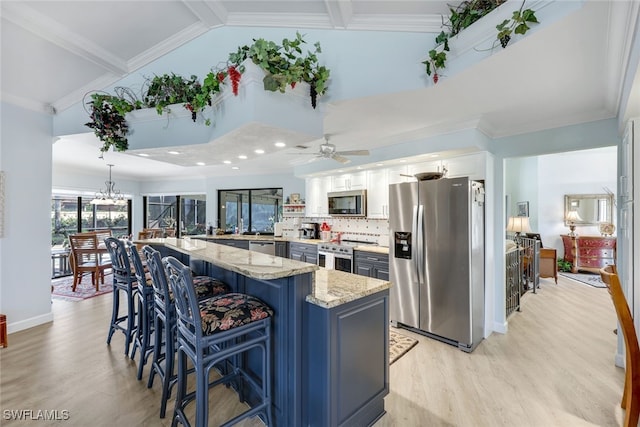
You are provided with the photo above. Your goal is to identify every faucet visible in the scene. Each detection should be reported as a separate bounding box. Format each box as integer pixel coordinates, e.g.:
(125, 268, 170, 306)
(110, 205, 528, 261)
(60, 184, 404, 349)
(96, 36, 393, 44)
(255, 231, 260, 236)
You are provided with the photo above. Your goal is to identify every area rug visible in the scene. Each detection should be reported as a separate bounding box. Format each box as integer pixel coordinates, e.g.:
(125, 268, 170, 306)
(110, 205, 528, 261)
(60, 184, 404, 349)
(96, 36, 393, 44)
(389, 329, 418, 365)
(558, 272, 606, 288)
(51, 274, 113, 301)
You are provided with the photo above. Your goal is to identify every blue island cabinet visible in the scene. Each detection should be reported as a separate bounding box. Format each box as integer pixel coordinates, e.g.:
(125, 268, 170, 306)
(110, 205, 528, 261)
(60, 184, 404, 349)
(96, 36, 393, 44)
(304, 290, 390, 426)
(145, 240, 389, 427)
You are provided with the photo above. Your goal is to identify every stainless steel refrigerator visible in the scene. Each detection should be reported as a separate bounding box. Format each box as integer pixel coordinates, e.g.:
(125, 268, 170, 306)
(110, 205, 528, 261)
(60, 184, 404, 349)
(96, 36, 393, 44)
(389, 177, 485, 352)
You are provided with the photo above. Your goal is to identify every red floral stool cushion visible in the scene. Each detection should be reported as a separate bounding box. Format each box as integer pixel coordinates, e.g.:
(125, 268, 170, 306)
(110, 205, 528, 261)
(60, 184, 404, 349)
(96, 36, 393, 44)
(192, 276, 231, 300)
(198, 293, 273, 335)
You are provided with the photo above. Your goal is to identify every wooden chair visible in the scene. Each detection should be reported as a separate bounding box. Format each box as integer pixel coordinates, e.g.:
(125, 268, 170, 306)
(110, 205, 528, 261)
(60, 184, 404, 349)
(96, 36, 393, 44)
(600, 265, 639, 427)
(539, 248, 557, 283)
(68, 233, 112, 291)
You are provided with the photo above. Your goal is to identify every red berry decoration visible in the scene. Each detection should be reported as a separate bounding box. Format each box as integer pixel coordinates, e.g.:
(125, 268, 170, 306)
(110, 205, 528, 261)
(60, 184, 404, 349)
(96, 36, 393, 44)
(227, 65, 241, 96)
(433, 73, 439, 84)
(290, 82, 296, 89)
(217, 72, 225, 82)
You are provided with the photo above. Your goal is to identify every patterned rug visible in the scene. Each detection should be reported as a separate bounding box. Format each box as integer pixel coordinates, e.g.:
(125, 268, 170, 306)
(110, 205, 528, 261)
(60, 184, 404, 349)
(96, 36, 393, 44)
(389, 329, 418, 365)
(51, 274, 113, 301)
(558, 272, 606, 288)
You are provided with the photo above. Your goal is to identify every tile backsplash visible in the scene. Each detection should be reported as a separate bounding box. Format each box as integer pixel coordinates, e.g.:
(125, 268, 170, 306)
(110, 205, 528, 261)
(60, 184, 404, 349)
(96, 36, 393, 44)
(281, 216, 390, 246)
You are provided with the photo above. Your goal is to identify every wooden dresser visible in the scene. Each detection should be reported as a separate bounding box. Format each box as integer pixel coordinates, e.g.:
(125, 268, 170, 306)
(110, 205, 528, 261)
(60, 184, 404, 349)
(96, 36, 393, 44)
(561, 235, 616, 273)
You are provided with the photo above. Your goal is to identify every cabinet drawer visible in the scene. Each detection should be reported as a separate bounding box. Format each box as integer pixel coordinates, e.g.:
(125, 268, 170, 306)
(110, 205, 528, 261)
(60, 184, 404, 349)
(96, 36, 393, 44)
(578, 248, 614, 258)
(579, 257, 613, 268)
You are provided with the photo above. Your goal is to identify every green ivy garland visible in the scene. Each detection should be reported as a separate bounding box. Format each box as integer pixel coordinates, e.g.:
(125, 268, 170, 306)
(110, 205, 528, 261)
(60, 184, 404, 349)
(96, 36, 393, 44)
(423, 0, 538, 84)
(85, 32, 330, 153)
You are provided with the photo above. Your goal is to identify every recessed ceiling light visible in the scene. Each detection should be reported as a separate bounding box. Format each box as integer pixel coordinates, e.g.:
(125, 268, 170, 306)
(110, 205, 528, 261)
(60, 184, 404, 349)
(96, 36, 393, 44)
(232, 166, 239, 170)
(274, 141, 286, 148)
(223, 160, 231, 164)
(196, 162, 205, 166)
(138, 153, 150, 157)
(430, 154, 440, 158)
(168, 151, 180, 155)
(376, 163, 384, 166)
(356, 166, 362, 170)
(238, 155, 247, 160)
(399, 159, 407, 163)
(254, 149, 265, 154)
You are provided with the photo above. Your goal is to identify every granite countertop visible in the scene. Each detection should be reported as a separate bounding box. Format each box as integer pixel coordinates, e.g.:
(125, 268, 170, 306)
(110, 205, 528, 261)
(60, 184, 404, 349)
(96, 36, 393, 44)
(354, 246, 389, 255)
(134, 237, 390, 308)
(134, 237, 318, 280)
(307, 269, 391, 308)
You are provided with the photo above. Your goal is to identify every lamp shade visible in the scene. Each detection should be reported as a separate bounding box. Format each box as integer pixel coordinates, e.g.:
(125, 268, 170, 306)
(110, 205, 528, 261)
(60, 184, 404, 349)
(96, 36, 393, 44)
(506, 216, 532, 234)
(565, 210, 582, 223)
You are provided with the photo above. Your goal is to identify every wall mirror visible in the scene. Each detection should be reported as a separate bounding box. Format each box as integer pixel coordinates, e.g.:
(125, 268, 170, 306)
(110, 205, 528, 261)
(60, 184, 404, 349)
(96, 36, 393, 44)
(564, 193, 614, 225)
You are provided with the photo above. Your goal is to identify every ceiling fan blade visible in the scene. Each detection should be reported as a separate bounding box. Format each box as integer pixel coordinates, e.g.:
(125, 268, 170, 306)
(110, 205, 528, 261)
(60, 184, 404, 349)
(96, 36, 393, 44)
(331, 154, 351, 164)
(334, 150, 370, 156)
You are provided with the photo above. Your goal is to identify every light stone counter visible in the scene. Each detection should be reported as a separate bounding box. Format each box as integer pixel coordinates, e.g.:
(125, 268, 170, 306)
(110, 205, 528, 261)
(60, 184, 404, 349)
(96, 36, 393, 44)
(354, 245, 389, 255)
(308, 269, 391, 308)
(135, 237, 318, 280)
(134, 237, 390, 308)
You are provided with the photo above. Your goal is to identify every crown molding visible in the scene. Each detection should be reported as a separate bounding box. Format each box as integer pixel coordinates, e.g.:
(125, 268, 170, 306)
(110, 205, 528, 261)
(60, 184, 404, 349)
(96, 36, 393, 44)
(1, 2, 127, 75)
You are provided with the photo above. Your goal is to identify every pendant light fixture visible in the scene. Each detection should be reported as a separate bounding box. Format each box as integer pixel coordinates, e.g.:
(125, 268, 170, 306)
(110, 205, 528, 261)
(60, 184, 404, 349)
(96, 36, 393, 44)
(91, 164, 126, 205)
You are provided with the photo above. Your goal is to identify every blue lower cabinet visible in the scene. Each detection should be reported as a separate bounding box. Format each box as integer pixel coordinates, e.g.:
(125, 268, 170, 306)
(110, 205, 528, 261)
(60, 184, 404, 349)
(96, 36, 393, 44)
(304, 291, 390, 426)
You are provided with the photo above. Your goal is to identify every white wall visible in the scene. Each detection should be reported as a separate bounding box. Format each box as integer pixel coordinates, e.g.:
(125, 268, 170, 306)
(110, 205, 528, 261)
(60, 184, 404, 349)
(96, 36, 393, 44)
(0, 103, 54, 333)
(505, 147, 617, 256)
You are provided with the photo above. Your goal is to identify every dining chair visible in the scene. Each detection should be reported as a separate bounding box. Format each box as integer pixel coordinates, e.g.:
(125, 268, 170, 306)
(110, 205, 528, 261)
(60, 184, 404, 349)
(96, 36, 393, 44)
(68, 233, 112, 291)
(599, 265, 639, 427)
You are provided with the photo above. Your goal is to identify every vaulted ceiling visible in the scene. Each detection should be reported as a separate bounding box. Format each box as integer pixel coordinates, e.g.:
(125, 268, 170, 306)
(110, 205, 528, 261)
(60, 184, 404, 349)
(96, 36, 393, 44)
(1, 1, 639, 180)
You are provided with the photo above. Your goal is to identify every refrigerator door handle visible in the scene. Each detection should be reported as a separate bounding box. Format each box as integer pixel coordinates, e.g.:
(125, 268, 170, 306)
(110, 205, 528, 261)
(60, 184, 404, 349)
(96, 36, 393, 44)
(417, 204, 425, 284)
(412, 205, 420, 280)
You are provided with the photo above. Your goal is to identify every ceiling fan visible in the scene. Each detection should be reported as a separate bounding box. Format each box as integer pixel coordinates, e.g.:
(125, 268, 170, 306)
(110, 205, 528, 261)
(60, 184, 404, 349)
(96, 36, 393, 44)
(301, 135, 370, 164)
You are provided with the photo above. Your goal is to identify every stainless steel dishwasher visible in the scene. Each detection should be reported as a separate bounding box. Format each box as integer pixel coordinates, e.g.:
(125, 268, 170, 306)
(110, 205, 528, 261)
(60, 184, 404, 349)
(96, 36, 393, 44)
(249, 241, 275, 256)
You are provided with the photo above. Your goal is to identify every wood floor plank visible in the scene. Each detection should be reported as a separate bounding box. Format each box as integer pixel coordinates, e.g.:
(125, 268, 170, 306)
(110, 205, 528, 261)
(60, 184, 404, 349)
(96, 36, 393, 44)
(0, 275, 627, 426)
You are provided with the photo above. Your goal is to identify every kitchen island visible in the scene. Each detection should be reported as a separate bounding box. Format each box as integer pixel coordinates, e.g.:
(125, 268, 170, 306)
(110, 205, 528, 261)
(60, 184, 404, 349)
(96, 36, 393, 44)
(135, 237, 390, 427)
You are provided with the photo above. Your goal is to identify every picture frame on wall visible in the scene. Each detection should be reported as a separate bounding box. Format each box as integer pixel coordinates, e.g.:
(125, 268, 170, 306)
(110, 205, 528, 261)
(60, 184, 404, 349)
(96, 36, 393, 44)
(517, 201, 529, 217)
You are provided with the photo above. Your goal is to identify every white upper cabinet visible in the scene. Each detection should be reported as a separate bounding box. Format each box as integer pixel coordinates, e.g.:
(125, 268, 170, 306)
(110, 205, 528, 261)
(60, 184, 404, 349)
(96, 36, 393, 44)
(366, 169, 389, 218)
(387, 165, 410, 184)
(407, 160, 443, 177)
(443, 152, 485, 180)
(305, 176, 331, 217)
(331, 171, 367, 191)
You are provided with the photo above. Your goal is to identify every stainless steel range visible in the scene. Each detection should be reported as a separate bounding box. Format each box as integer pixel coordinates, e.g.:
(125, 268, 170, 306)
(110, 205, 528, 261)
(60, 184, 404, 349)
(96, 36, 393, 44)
(318, 239, 373, 273)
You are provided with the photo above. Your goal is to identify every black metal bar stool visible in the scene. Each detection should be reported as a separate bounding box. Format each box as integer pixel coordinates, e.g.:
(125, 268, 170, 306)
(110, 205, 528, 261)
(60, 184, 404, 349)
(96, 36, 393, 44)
(143, 246, 231, 418)
(104, 237, 138, 356)
(164, 256, 273, 427)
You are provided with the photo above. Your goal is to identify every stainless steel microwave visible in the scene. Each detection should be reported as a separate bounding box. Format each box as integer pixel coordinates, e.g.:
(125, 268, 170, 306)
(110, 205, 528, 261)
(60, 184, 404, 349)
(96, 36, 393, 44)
(328, 190, 367, 216)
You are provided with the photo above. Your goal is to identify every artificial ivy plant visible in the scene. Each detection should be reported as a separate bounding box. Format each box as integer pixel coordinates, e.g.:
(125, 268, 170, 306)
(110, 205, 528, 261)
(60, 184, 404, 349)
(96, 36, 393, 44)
(85, 32, 330, 153)
(423, 0, 538, 84)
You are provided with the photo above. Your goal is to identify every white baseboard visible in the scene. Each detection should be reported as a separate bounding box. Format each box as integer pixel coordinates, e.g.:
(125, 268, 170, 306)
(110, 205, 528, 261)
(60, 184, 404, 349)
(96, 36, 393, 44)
(7, 312, 53, 334)
(614, 351, 625, 368)
(492, 320, 508, 334)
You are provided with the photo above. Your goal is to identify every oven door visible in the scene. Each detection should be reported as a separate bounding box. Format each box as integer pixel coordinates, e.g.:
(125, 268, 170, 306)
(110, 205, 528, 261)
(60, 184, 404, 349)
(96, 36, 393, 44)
(334, 255, 352, 273)
(318, 252, 334, 269)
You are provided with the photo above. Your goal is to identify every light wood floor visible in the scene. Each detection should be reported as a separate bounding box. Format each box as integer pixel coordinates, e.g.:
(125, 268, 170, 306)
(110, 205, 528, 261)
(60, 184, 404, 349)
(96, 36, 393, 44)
(0, 275, 627, 426)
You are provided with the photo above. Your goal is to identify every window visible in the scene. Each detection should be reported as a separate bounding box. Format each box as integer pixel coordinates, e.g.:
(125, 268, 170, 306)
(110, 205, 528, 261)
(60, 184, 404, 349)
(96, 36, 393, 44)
(51, 195, 130, 246)
(218, 188, 282, 234)
(181, 195, 206, 235)
(144, 194, 206, 237)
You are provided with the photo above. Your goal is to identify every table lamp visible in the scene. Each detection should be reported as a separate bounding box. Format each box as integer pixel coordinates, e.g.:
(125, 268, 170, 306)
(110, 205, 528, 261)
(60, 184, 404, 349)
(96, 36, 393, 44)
(506, 216, 532, 246)
(566, 210, 582, 237)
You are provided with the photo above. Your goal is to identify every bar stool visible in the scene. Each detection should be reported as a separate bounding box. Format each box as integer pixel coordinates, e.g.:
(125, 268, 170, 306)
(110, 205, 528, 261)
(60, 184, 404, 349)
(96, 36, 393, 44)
(128, 242, 155, 380)
(164, 256, 273, 427)
(143, 246, 231, 418)
(104, 237, 138, 356)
